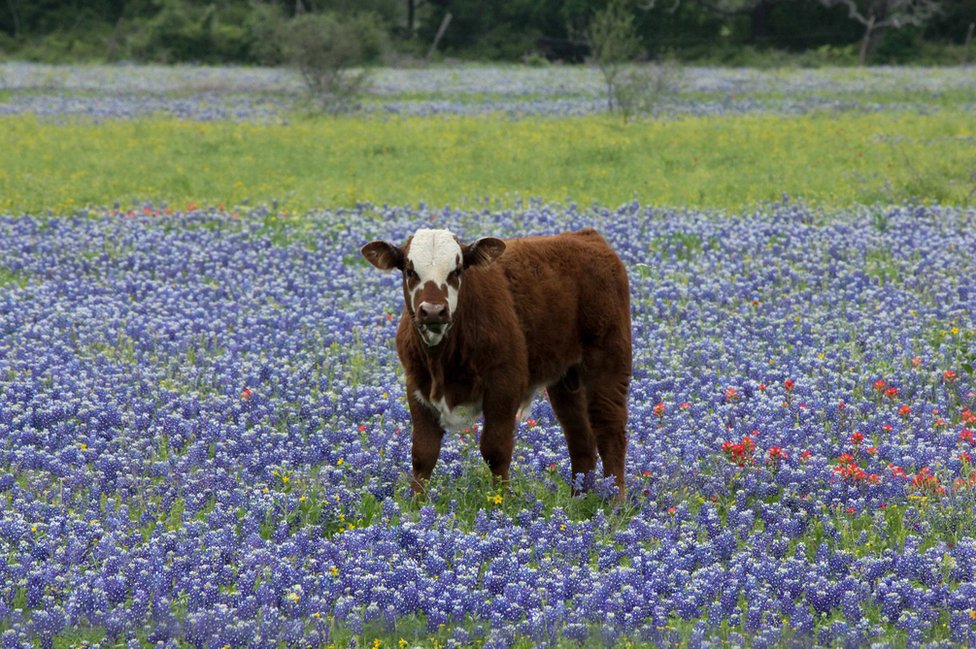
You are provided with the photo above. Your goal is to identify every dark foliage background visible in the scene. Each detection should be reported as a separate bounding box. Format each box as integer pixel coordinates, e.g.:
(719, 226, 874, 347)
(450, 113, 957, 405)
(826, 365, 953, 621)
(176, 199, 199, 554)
(0, 0, 973, 64)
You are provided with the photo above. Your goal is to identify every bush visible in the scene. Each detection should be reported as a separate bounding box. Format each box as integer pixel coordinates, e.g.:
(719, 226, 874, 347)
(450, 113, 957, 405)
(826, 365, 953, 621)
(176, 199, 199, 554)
(126, 0, 216, 63)
(243, 2, 287, 66)
(588, 0, 642, 114)
(872, 27, 925, 64)
(613, 62, 682, 119)
(4, 27, 113, 63)
(122, 0, 286, 64)
(279, 12, 386, 114)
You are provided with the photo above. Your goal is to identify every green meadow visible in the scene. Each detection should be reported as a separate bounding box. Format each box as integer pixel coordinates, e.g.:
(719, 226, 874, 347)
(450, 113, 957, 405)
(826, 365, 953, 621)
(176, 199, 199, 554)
(1, 109, 973, 215)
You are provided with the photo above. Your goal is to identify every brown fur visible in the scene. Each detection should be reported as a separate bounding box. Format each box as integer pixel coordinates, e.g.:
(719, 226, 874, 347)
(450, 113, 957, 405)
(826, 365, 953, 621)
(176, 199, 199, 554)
(364, 229, 632, 499)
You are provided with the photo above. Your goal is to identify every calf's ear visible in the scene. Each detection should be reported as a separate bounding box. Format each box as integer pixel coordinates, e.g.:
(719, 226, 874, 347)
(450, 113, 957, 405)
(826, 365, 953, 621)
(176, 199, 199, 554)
(361, 241, 404, 271)
(462, 237, 505, 268)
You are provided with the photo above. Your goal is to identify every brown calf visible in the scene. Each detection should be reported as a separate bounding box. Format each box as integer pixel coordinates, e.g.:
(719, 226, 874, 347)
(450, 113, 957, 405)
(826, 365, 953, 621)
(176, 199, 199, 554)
(361, 228, 632, 499)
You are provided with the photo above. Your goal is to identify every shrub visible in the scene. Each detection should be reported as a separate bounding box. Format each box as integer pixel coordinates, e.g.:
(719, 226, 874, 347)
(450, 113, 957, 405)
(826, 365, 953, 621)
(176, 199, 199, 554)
(279, 12, 386, 114)
(613, 61, 681, 119)
(126, 0, 215, 63)
(122, 0, 286, 65)
(242, 2, 287, 66)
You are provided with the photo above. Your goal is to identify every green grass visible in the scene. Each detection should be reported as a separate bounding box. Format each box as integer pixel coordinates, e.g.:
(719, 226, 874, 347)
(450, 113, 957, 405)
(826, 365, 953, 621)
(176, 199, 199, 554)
(0, 265, 29, 287)
(1, 110, 973, 215)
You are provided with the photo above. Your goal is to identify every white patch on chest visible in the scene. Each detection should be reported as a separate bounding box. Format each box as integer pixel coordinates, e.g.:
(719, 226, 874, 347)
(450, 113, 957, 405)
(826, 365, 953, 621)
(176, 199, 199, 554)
(414, 389, 483, 431)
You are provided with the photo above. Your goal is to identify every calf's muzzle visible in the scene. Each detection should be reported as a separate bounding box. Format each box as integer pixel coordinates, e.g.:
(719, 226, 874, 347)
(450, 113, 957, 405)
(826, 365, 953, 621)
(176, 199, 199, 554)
(418, 301, 449, 325)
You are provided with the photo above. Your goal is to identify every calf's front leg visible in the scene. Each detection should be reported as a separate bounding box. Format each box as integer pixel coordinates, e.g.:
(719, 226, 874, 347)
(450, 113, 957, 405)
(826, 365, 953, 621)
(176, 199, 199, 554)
(480, 390, 519, 484)
(407, 393, 445, 496)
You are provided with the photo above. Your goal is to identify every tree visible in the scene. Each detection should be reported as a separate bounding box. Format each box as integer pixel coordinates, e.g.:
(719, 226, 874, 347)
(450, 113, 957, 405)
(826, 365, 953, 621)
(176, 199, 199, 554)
(819, 0, 942, 63)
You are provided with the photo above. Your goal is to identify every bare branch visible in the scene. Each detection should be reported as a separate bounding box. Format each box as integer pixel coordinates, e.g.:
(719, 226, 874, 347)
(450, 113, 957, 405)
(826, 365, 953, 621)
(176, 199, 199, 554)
(636, 0, 682, 12)
(699, 0, 770, 16)
(819, 0, 942, 29)
(819, 0, 870, 25)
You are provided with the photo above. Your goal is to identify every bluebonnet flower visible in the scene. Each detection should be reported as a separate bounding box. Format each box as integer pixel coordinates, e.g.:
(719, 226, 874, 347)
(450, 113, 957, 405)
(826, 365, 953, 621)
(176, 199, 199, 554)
(1, 630, 25, 649)
(1, 201, 975, 645)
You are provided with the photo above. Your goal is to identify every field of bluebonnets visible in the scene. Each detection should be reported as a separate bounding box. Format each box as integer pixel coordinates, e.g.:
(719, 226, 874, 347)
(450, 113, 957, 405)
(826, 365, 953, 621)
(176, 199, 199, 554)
(1, 63, 976, 648)
(2, 62, 975, 119)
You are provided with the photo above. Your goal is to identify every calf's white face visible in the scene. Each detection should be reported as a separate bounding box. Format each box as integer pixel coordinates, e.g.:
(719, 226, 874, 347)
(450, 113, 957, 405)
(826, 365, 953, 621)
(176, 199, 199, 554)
(405, 229, 463, 346)
(361, 228, 506, 347)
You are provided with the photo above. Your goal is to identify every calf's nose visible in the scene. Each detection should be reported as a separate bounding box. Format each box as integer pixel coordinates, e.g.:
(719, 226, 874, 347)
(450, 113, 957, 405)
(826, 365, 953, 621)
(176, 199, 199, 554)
(418, 302, 449, 323)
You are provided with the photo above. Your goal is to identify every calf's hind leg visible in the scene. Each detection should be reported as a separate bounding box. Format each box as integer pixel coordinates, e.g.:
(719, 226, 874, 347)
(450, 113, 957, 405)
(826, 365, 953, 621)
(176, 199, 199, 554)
(547, 365, 597, 492)
(584, 356, 630, 500)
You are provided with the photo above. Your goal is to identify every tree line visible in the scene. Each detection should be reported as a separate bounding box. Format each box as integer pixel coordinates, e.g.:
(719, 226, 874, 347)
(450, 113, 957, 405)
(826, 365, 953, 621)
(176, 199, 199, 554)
(1, 0, 973, 65)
